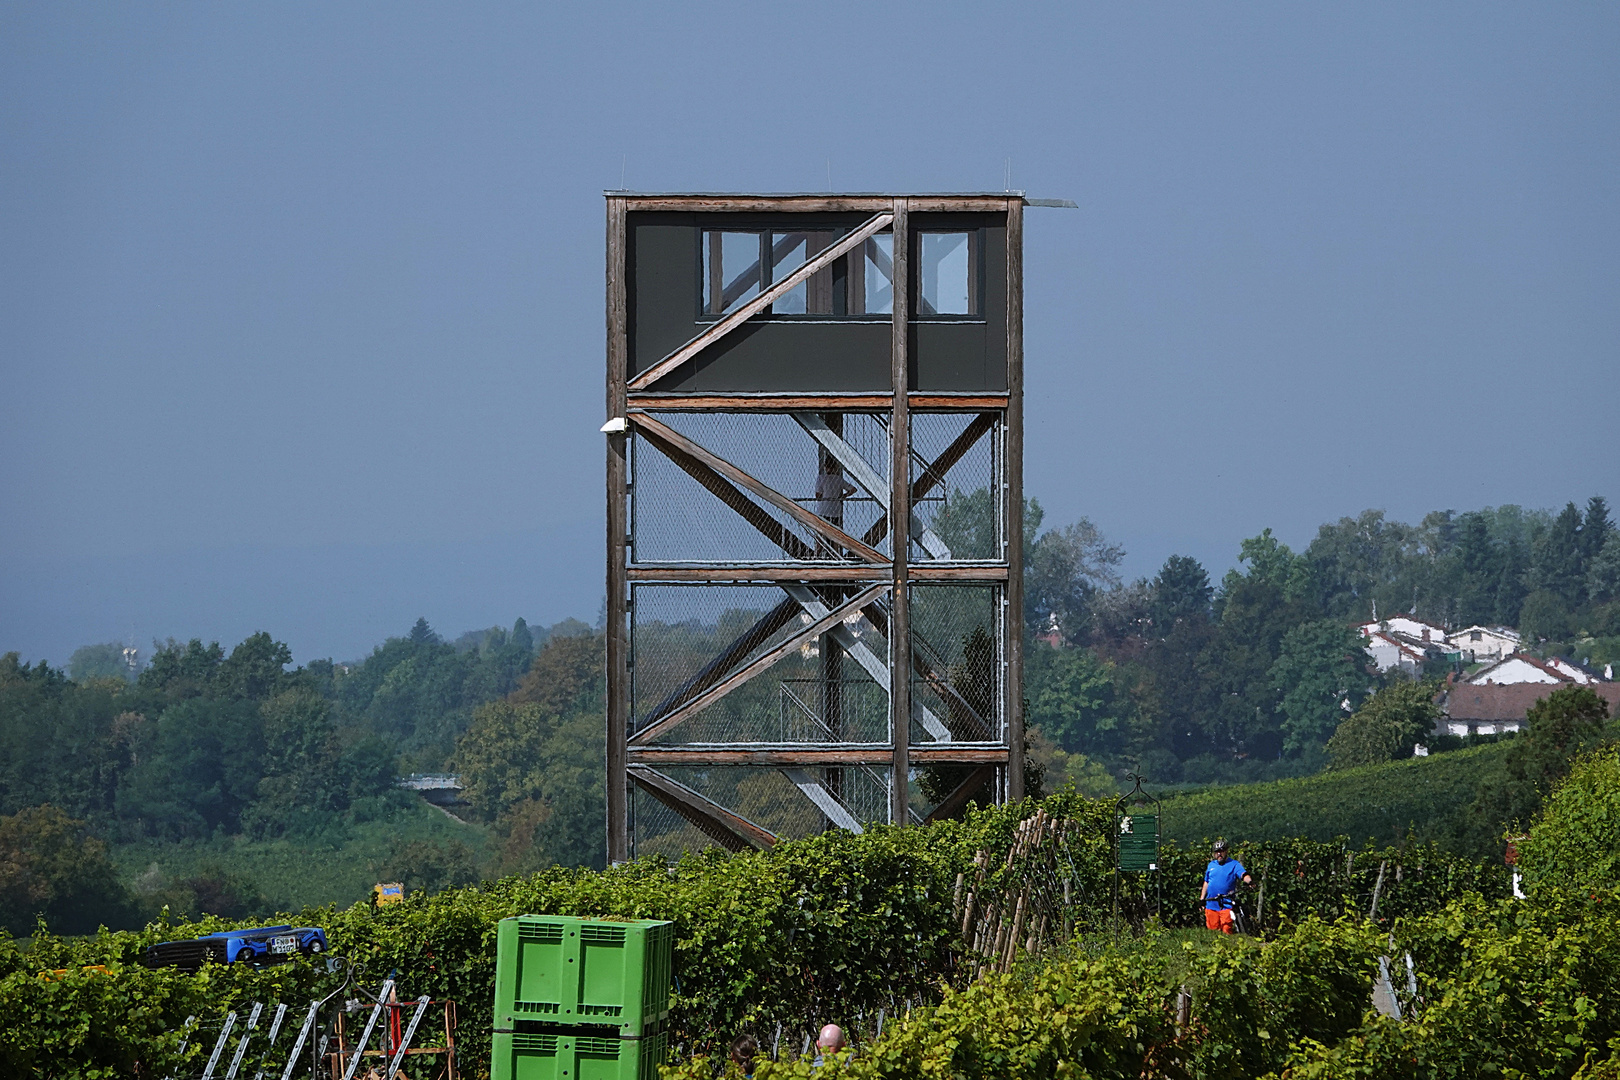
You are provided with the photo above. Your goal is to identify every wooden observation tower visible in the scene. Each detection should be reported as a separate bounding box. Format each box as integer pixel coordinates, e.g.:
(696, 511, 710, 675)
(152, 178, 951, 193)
(603, 192, 1029, 861)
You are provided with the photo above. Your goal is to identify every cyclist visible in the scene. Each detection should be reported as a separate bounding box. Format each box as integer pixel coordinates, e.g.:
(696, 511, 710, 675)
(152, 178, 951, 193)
(1200, 839, 1251, 933)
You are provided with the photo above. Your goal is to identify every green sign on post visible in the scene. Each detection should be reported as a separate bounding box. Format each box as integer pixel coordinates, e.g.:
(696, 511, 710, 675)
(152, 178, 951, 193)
(1117, 813, 1158, 872)
(1112, 775, 1163, 925)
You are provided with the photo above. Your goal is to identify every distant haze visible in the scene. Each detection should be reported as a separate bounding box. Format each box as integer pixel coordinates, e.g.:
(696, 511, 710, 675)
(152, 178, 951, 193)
(3, 4, 1617, 664)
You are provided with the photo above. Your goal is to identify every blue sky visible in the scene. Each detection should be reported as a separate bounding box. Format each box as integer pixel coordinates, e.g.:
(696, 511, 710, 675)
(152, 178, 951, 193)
(3, 3, 1617, 665)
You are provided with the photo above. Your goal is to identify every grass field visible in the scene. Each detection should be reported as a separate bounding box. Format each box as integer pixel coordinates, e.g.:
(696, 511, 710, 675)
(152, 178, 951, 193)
(108, 795, 496, 915)
(1157, 741, 1511, 847)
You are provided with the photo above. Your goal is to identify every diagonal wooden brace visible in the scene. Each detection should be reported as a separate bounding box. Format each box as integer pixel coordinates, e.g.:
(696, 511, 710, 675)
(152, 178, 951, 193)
(862, 412, 998, 549)
(632, 411, 886, 562)
(630, 583, 891, 746)
(792, 412, 952, 559)
(922, 765, 997, 823)
(629, 211, 894, 391)
(640, 598, 803, 726)
(629, 765, 777, 851)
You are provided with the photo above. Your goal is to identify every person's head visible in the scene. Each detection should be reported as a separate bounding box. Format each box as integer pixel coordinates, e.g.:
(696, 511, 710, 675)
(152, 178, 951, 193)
(1212, 839, 1229, 863)
(730, 1035, 758, 1068)
(816, 1024, 846, 1054)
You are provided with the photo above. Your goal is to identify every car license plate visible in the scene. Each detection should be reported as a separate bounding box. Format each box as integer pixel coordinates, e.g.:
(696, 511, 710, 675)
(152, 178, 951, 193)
(270, 936, 297, 954)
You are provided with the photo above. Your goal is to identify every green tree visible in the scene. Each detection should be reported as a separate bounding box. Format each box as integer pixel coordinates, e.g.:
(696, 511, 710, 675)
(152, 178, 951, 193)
(1022, 500, 1123, 642)
(0, 654, 128, 822)
(931, 486, 998, 561)
(1269, 620, 1368, 755)
(1304, 510, 1426, 621)
(215, 632, 292, 700)
(1024, 644, 1144, 759)
(137, 638, 225, 700)
(455, 700, 553, 821)
(243, 686, 353, 837)
(1150, 555, 1213, 631)
(1582, 495, 1613, 564)
(1517, 744, 1620, 897)
(1326, 678, 1441, 768)
(1518, 589, 1573, 643)
(1589, 536, 1620, 606)
(1226, 528, 1313, 604)
(509, 633, 604, 718)
(454, 696, 605, 871)
(1529, 502, 1586, 606)
(374, 838, 484, 895)
(0, 805, 133, 935)
(67, 643, 134, 684)
(1458, 685, 1614, 856)
(115, 699, 265, 838)
(1450, 510, 1501, 627)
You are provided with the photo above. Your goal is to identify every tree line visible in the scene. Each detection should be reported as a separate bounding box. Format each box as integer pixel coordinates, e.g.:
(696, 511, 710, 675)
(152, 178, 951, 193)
(1017, 495, 1617, 785)
(0, 615, 595, 932)
(2, 493, 1614, 931)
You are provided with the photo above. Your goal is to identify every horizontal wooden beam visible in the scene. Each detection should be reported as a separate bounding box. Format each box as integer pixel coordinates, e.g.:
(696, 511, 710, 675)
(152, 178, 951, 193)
(628, 765, 777, 851)
(627, 565, 1008, 582)
(630, 212, 893, 391)
(627, 746, 1009, 767)
(627, 394, 1009, 412)
(619, 196, 1019, 214)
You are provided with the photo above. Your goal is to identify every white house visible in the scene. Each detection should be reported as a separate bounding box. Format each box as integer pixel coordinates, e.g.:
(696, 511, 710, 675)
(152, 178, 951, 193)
(1446, 625, 1521, 664)
(1358, 616, 1448, 646)
(1544, 656, 1602, 684)
(1364, 631, 1427, 675)
(1462, 655, 1569, 686)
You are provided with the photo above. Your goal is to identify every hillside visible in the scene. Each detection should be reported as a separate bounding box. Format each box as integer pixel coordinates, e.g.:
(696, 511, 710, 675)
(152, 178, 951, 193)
(1158, 741, 1511, 846)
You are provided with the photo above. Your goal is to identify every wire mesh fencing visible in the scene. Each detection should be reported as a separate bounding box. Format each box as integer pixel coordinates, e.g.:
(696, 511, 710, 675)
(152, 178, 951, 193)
(907, 412, 1002, 563)
(908, 585, 1002, 745)
(631, 411, 893, 564)
(631, 583, 891, 745)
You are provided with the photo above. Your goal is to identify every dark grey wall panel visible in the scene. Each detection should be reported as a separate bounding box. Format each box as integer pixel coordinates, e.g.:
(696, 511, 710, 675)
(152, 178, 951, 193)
(627, 211, 1010, 393)
(629, 217, 699, 375)
(666, 322, 892, 392)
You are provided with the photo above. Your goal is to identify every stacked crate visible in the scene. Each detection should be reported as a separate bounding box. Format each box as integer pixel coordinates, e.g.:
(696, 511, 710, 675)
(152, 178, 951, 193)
(492, 915, 674, 1080)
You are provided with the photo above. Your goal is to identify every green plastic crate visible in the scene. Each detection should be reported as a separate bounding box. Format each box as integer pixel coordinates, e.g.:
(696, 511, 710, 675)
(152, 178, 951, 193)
(491, 1030, 667, 1080)
(494, 916, 673, 1035)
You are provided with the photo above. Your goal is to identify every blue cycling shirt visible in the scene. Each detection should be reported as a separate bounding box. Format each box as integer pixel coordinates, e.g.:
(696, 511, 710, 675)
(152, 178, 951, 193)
(1204, 858, 1246, 910)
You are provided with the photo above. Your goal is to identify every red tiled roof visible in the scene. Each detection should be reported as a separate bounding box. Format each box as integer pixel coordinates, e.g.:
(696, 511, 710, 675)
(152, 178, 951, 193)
(1444, 683, 1620, 723)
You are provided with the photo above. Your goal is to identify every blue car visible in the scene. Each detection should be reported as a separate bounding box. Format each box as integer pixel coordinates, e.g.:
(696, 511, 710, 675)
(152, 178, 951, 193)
(145, 925, 327, 971)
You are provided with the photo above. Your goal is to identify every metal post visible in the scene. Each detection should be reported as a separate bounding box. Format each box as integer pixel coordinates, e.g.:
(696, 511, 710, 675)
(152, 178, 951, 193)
(606, 195, 630, 863)
(385, 997, 432, 1080)
(821, 414, 845, 818)
(224, 1001, 263, 1079)
(889, 197, 911, 827)
(201, 1012, 237, 1080)
(252, 1003, 288, 1080)
(278, 1003, 320, 1080)
(341, 979, 395, 1080)
(1004, 197, 1025, 802)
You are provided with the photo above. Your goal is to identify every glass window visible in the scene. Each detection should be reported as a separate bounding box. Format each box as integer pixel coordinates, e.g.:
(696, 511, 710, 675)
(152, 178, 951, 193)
(770, 231, 836, 314)
(851, 233, 893, 315)
(702, 227, 895, 317)
(702, 231, 763, 315)
(918, 232, 975, 316)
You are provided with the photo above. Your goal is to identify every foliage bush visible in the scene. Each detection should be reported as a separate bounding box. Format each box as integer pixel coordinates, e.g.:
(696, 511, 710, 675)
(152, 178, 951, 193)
(1517, 744, 1620, 899)
(1158, 742, 1512, 848)
(0, 790, 1517, 1078)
